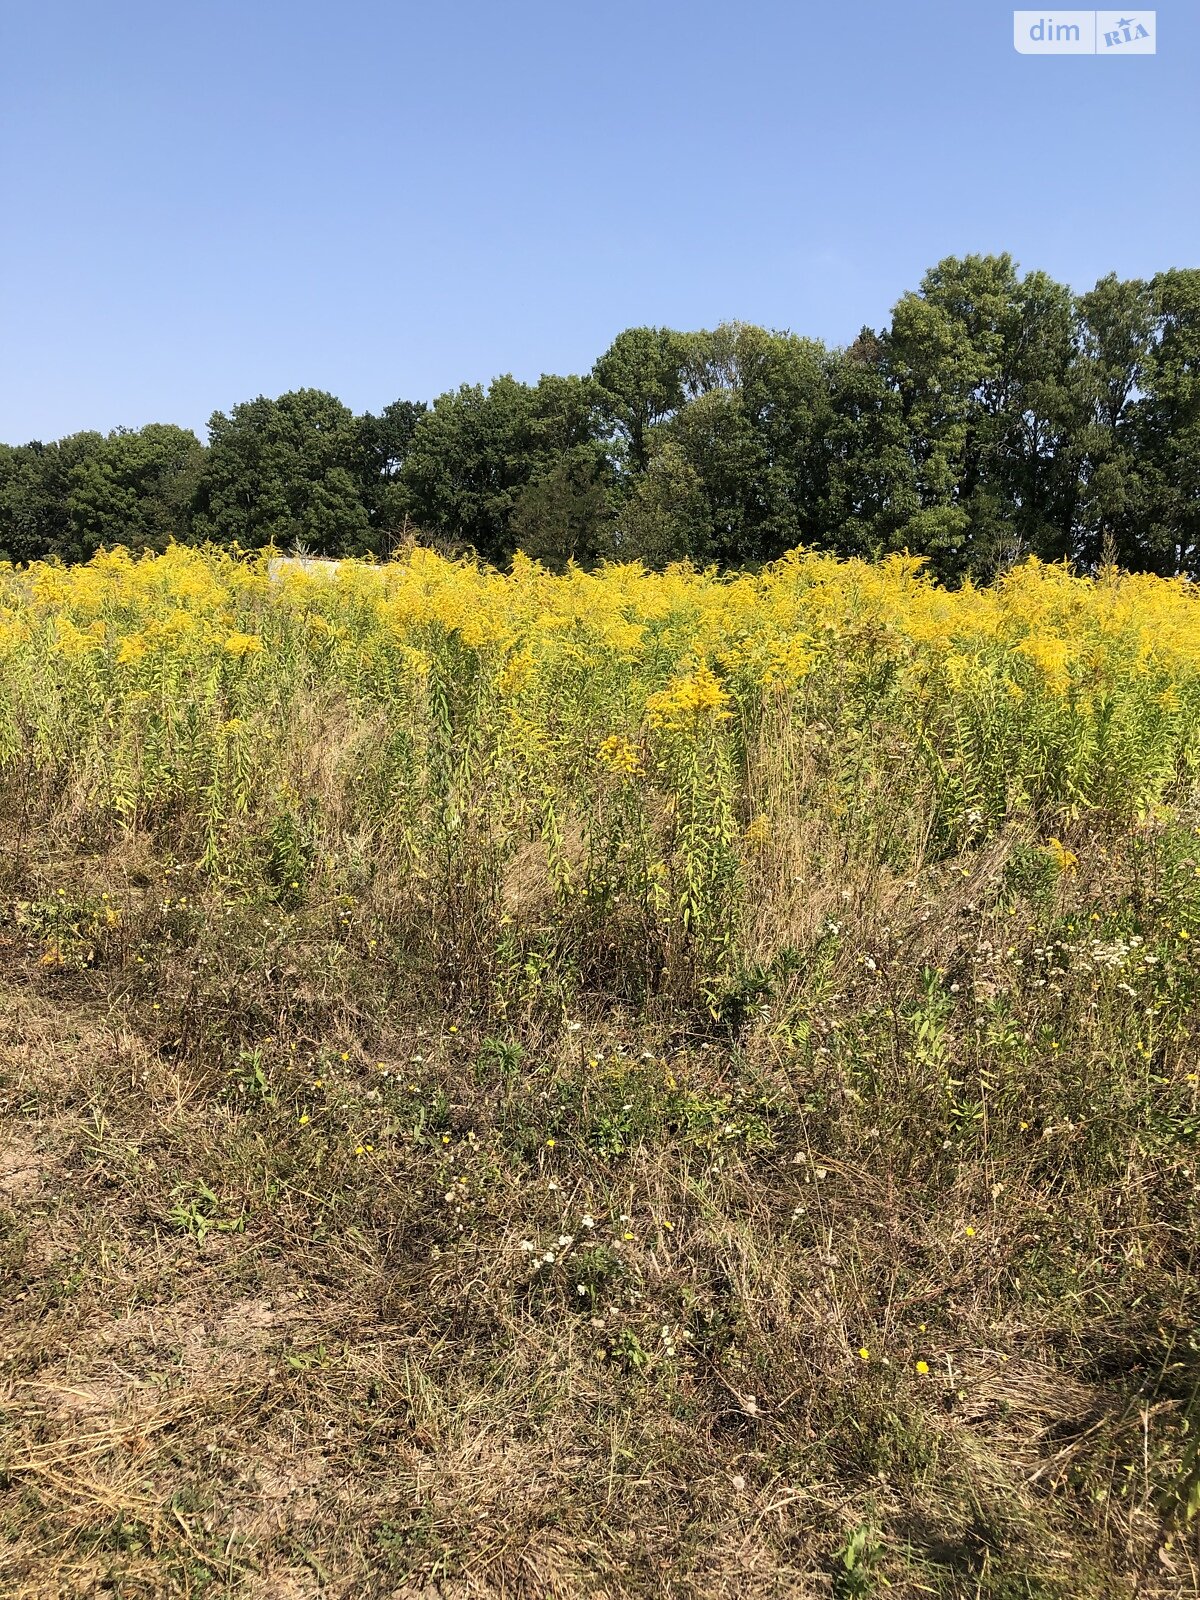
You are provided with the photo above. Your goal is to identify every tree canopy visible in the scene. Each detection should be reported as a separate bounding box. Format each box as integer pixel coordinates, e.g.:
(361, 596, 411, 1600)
(4, 255, 1199, 581)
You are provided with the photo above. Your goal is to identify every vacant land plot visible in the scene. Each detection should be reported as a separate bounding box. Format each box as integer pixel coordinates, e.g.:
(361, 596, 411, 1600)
(1, 546, 1198, 1597)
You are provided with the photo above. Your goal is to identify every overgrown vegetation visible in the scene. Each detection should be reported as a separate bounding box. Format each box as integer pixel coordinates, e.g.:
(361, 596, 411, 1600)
(1, 545, 1199, 1596)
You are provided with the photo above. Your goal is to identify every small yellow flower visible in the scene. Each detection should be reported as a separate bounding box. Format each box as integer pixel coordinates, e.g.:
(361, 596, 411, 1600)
(545, 1138, 556, 1148)
(222, 630, 263, 657)
(1046, 837, 1078, 875)
(298, 1114, 310, 1126)
(597, 734, 643, 777)
(744, 814, 771, 847)
(915, 1360, 930, 1375)
(858, 1347, 870, 1361)
(964, 1226, 977, 1238)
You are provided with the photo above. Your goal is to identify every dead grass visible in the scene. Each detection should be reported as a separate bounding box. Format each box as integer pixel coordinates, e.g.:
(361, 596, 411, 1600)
(2, 807, 1200, 1598)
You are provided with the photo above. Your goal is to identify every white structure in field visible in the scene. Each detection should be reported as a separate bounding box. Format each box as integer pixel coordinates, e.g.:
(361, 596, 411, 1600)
(267, 556, 346, 581)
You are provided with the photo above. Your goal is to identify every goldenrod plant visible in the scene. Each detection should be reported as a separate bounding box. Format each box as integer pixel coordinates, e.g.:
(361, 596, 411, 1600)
(4, 542, 1200, 1596)
(3, 543, 1199, 1000)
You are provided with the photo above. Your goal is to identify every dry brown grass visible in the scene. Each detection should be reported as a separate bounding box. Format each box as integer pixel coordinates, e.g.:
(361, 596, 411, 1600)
(2, 800, 1200, 1598)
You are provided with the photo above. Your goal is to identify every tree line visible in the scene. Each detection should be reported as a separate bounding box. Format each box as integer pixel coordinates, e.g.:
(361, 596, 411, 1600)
(3, 254, 1198, 582)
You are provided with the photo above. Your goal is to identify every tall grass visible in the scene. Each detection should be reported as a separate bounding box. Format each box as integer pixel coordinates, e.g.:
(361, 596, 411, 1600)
(2, 543, 1200, 1595)
(3, 543, 1200, 1006)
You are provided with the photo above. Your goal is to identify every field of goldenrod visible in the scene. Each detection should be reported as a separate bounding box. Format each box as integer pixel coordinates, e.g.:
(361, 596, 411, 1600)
(5, 545, 1200, 1595)
(3, 543, 1200, 997)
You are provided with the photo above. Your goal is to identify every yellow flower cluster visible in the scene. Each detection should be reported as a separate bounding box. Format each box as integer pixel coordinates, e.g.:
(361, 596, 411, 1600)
(2, 542, 1199, 944)
(645, 661, 733, 727)
(598, 734, 643, 777)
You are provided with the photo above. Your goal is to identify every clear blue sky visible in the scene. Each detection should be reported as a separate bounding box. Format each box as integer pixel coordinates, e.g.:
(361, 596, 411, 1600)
(1, 1, 1196, 444)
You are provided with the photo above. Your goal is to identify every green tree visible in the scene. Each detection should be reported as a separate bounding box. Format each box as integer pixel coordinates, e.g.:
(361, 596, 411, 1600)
(1075, 273, 1157, 569)
(820, 332, 919, 558)
(0, 433, 105, 563)
(400, 378, 539, 563)
(511, 452, 613, 568)
(593, 327, 689, 473)
(401, 374, 608, 566)
(356, 399, 427, 549)
(616, 437, 709, 566)
(885, 253, 1081, 579)
(1137, 269, 1200, 574)
(657, 323, 831, 565)
(65, 424, 205, 558)
(194, 389, 372, 555)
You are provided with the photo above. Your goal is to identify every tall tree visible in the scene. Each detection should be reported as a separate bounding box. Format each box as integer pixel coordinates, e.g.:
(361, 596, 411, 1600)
(1075, 273, 1157, 569)
(616, 437, 709, 566)
(401, 374, 609, 566)
(400, 378, 540, 564)
(65, 424, 205, 559)
(593, 328, 689, 473)
(509, 374, 614, 567)
(1137, 269, 1200, 575)
(0, 433, 105, 563)
(885, 253, 1082, 580)
(819, 332, 919, 558)
(194, 389, 372, 556)
(356, 400, 427, 548)
(659, 323, 831, 565)
(511, 453, 613, 568)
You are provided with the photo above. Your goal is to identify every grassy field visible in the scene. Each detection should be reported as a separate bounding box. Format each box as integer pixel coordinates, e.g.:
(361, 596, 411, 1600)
(2, 544, 1199, 1598)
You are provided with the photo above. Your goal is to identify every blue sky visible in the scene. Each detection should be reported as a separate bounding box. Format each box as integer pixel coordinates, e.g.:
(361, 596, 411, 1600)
(1, 1, 1195, 443)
